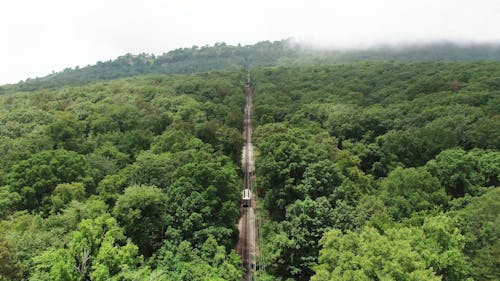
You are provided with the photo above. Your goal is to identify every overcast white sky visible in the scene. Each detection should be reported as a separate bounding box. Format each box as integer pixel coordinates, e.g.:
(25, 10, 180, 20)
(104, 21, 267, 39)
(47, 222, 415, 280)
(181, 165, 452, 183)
(1, 0, 499, 85)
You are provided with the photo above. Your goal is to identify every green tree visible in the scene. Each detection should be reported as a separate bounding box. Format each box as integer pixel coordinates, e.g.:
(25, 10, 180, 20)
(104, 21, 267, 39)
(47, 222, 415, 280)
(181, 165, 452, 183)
(30, 214, 143, 281)
(152, 236, 241, 281)
(30, 249, 77, 281)
(128, 152, 176, 189)
(86, 143, 129, 180)
(113, 185, 168, 256)
(46, 111, 86, 152)
(0, 213, 65, 280)
(0, 187, 21, 219)
(313, 215, 470, 281)
(6, 149, 95, 211)
(165, 159, 240, 249)
(151, 128, 206, 154)
(50, 182, 86, 213)
(426, 148, 500, 197)
(380, 167, 449, 220)
(312, 227, 439, 281)
(264, 197, 335, 280)
(256, 127, 335, 220)
(450, 188, 500, 280)
(0, 237, 21, 280)
(96, 167, 132, 205)
(296, 160, 343, 200)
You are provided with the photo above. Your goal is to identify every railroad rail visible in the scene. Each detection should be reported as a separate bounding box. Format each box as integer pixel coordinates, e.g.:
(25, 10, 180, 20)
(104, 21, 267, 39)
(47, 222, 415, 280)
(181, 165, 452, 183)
(237, 73, 261, 281)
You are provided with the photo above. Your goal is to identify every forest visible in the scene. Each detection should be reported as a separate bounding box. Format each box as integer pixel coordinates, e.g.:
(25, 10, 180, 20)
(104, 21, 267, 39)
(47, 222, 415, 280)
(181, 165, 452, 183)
(251, 62, 499, 280)
(1, 40, 500, 94)
(0, 72, 248, 280)
(0, 60, 499, 281)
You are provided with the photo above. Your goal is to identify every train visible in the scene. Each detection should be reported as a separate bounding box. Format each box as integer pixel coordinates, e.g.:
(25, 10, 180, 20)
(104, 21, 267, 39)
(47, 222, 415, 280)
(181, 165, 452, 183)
(242, 188, 251, 207)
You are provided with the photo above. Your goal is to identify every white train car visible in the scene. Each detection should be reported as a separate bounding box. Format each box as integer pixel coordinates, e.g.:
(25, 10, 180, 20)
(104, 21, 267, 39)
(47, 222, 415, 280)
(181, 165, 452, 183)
(242, 189, 251, 207)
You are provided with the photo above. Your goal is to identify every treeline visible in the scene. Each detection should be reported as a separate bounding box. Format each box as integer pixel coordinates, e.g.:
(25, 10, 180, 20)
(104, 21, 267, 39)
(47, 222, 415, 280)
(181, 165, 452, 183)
(0, 41, 294, 93)
(2, 40, 500, 93)
(251, 62, 499, 280)
(0, 71, 248, 280)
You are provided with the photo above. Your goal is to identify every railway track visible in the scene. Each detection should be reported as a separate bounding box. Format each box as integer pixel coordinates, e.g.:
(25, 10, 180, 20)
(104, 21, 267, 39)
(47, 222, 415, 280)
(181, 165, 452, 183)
(237, 74, 257, 281)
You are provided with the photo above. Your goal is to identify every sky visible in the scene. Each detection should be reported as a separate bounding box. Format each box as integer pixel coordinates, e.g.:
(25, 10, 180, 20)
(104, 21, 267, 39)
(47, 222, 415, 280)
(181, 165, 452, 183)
(1, 0, 499, 85)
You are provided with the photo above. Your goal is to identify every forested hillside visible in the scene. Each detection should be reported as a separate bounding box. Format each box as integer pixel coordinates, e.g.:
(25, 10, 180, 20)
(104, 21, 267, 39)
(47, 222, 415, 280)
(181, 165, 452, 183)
(0, 72, 248, 280)
(1, 40, 499, 94)
(251, 62, 499, 280)
(0, 61, 498, 281)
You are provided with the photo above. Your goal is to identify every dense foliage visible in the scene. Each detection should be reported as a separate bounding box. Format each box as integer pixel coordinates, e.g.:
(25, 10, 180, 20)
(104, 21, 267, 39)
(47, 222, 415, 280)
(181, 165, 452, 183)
(0, 71, 246, 280)
(1, 58, 498, 281)
(2, 40, 500, 93)
(251, 62, 499, 280)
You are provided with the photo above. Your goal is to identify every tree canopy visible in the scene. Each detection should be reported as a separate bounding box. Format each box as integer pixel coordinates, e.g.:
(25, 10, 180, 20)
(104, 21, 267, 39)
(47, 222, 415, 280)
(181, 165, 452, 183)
(251, 62, 499, 280)
(0, 60, 498, 281)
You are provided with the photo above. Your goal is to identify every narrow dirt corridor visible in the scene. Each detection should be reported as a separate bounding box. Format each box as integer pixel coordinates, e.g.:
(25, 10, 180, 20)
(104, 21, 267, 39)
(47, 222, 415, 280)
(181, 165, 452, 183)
(236, 75, 257, 281)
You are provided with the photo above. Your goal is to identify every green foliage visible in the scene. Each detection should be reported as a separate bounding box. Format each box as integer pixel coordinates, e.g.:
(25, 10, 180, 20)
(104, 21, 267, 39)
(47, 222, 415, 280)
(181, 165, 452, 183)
(313, 227, 440, 281)
(30, 249, 77, 281)
(1, 57, 499, 281)
(380, 167, 448, 220)
(47, 198, 109, 234)
(3, 40, 500, 94)
(6, 149, 96, 211)
(96, 169, 131, 205)
(165, 158, 240, 249)
(255, 125, 338, 220)
(30, 214, 143, 281)
(263, 197, 335, 280)
(152, 236, 242, 281)
(89, 238, 141, 281)
(151, 128, 206, 154)
(86, 143, 129, 180)
(298, 160, 344, 200)
(252, 62, 499, 280)
(128, 152, 176, 188)
(0, 70, 245, 279)
(0, 213, 66, 280)
(312, 215, 471, 281)
(450, 188, 500, 280)
(45, 111, 86, 152)
(0, 187, 21, 220)
(50, 182, 86, 213)
(426, 148, 500, 197)
(0, 237, 21, 281)
(113, 185, 168, 256)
